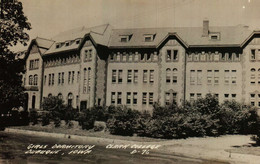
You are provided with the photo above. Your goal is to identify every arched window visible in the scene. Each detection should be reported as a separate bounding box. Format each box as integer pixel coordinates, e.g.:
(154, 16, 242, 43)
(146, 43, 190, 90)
(48, 93, 52, 98)
(83, 68, 87, 93)
(88, 67, 91, 93)
(172, 68, 178, 83)
(29, 75, 33, 85)
(166, 68, 171, 83)
(34, 74, 38, 86)
(251, 68, 256, 84)
(68, 93, 73, 107)
(58, 93, 63, 100)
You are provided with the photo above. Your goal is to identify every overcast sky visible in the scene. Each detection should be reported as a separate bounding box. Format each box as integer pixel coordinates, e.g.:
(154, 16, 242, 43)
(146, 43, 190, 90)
(13, 0, 260, 51)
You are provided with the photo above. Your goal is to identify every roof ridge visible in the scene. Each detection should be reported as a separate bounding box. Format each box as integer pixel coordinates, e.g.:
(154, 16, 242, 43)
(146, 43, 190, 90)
(36, 36, 54, 42)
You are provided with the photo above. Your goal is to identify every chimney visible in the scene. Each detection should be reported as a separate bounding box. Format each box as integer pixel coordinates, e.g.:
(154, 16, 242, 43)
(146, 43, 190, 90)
(202, 19, 209, 37)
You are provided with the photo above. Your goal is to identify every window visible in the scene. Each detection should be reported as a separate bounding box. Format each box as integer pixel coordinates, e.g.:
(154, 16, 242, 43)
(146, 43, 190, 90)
(58, 93, 63, 100)
(33, 75, 38, 86)
(29, 59, 39, 70)
(190, 70, 196, 85)
(166, 50, 171, 61)
(83, 68, 87, 93)
(117, 92, 122, 105)
(214, 70, 219, 85)
(89, 49, 92, 61)
(173, 93, 177, 103)
(166, 68, 171, 83)
(72, 71, 75, 84)
(29, 75, 33, 85)
(197, 70, 202, 85)
(68, 93, 73, 107)
(149, 70, 154, 83)
(75, 39, 81, 44)
(251, 68, 256, 84)
(144, 34, 154, 42)
(120, 35, 131, 42)
(127, 70, 132, 83)
(56, 43, 61, 49)
(111, 92, 116, 105)
(112, 70, 117, 83)
(231, 94, 236, 99)
(231, 70, 236, 84)
(190, 93, 195, 102)
(118, 70, 123, 83)
(173, 50, 178, 61)
(133, 92, 137, 105)
(149, 92, 153, 105)
(77, 71, 80, 83)
(197, 93, 202, 99)
(126, 92, 131, 104)
(87, 68, 91, 92)
(65, 41, 70, 47)
(44, 75, 46, 85)
(142, 92, 147, 105)
(165, 92, 170, 105)
(58, 73, 61, 84)
(251, 49, 256, 60)
(258, 69, 260, 84)
(143, 70, 148, 83)
(51, 73, 54, 85)
(62, 72, 64, 84)
(134, 70, 138, 83)
(48, 93, 52, 98)
(224, 94, 229, 99)
(207, 70, 212, 84)
(224, 70, 230, 84)
(68, 71, 71, 84)
(172, 68, 177, 83)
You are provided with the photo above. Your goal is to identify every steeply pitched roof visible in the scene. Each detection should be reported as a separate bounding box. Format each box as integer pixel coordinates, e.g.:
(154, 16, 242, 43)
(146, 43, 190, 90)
(43, 24, 112, 55)
(109, 25, 253, 48)
(26, 23, 258, 57)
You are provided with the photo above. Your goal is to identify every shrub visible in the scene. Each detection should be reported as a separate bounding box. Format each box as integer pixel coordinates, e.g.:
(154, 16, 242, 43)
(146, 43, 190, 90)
(78, 109, 95, 130)
(53, 118, 61, 127)
(29, 109, 38, 125)
(106, 106, 141, 136)
(41, 113, 50, 126)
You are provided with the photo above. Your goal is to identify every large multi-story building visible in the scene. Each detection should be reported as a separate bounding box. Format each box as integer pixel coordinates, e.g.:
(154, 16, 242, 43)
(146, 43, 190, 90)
(22, 20, 260, 112)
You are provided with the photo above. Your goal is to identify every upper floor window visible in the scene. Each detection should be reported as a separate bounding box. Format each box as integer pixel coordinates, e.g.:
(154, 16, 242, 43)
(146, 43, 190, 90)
(75, 39, 81, 45)
(120, 35, 132, 42)
(144, 34, 155, 42)
(143, 70, 148, 83)
(56, 43, 61, 49)
(251, 49, 256, 60)
(149, 70, 154, 83)
(172, 68, 178, 83)
(29, 59, 39, 70)
(134, 70, 138, 83)
(65, 41, 70, 47)
(29, 75, 33, 85)
(209, 33, 220, 40)
(166, 49, 178, 62)
(33, 74, 38, 86)
(118, 70, 123, 83)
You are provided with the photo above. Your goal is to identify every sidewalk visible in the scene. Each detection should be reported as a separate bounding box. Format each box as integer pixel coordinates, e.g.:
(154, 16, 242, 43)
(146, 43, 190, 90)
(5, 128, 260, 164)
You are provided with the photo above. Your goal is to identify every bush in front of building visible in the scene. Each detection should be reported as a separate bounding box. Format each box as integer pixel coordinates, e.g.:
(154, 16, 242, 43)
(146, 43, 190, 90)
(41, 112, 51, 126)
(106, 106, 141, 136)
(219, 101, 259, 135)
(78, 109, 95, 130)
(29, 109, 38, 125)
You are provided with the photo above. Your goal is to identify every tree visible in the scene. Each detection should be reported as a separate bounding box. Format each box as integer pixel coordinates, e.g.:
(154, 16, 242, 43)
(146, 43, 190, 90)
(0, 0, 31, 112)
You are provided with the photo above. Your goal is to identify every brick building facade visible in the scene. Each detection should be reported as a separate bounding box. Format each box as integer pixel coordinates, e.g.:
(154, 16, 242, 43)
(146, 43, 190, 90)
(22, 20, 260, 112)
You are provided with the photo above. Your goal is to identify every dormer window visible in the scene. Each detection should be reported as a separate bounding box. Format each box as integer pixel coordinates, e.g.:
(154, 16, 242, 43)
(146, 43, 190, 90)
(75, 39, 81, 44)
(209, 33, 220, 40)
(120, 35, 132, 42)
(65, 41, 70, 47)
(56, 43, 61, 49)
(144, 34, 155, 42)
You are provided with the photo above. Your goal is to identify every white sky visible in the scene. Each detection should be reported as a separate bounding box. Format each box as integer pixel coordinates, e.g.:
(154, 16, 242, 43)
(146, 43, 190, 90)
(13, 0, 260, 51)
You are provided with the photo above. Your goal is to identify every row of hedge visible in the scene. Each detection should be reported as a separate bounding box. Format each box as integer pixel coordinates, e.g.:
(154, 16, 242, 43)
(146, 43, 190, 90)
(37, 94, 259, 139)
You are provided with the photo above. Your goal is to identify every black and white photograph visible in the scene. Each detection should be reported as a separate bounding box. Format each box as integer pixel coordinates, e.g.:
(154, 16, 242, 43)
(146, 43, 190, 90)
(0, 0, 260, 163)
